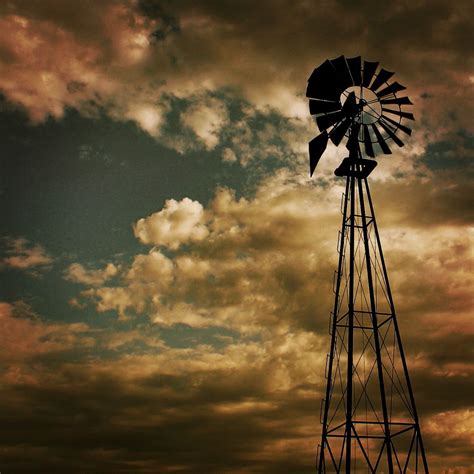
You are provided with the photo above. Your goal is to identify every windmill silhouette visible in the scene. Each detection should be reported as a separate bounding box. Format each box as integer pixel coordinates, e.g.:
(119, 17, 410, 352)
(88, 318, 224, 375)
(307, 55, 429, 473)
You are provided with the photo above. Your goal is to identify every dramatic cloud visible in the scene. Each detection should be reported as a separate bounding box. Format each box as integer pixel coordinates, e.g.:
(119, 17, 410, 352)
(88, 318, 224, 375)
(1, 171, 472, 471)
(0, 326, 326, 473)
(0, 294, 472, 472)
(0, 1, 472, 472)
(0, 0, 472, 147)
(60, 163, 472, 471)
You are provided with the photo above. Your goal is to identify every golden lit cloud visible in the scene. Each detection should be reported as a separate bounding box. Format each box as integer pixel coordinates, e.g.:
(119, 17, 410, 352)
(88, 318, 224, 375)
(65, 262, 120, 287)
(0, 0, 472, 146)
(1, 237, 53, 272)
(134, 198, 209, 249)
(180, 96, 229, 150)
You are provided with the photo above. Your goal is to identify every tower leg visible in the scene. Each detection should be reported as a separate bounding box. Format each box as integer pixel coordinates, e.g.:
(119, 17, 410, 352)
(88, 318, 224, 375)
(345, 172, 356, 473)
(318, 176, 350, 473)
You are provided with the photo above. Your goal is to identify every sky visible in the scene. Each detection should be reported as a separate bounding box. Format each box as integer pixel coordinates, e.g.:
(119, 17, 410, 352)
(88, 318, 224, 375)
(0, 0, 473, 472)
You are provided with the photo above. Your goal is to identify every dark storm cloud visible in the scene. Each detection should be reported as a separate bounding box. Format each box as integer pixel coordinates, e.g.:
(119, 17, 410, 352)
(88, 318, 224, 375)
(0, 321, 325, 473)
(371, 172, 473, 227)
(0, 321, 471, 472)
(421, 129, 474, 171)
(0, 0, 472, 132)
(0, 381, 316, 473)
(142, 0, 474, 124)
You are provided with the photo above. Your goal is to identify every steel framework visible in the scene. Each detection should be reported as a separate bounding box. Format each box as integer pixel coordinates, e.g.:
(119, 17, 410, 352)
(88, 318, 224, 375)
(316, 153, 429, 472)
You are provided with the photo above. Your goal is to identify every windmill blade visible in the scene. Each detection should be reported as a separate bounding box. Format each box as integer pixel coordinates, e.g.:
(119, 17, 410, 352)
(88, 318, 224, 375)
(378, 120, 405, 147)
(362, 60, 379, 87)
(306, 57, 416, 177)
(309, 99, 341, 115)
(330, 55, 353, 90)
(346, 122, 361, 152)
(330, 118, 352, 146)
(380, 96, 413, 106)
(376, 81, 406, 98)
(309, 131, 329, 176)
(380, 115, 412, 136)
(346, 56, 362, 85)
(370, 68, 395, 92)
(316, 111, 344, 131)
(363, 124, 375, 157)
(307, 60, 338, 101)
(371, 123, 392, 154)
(382, 108, 415, 120)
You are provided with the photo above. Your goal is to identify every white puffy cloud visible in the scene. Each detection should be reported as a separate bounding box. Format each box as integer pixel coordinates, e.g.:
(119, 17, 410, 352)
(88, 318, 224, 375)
(81, 286, 137, 320)
(126, 250, 174, 286)
(222, 147, 237, 162)
(80, 249, 174, 319)
(64, 262, 120, 286)
(134, 197, 209, 249)
(181, 97, 228, 150)
(125, 103, 165, 136)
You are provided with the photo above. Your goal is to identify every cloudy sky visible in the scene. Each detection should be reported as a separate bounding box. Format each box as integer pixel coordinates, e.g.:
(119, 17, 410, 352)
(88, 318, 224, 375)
(0, 1, 472, 472)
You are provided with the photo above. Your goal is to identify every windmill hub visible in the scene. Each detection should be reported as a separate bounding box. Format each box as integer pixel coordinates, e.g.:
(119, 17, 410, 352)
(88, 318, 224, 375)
(340, 86, 382, 125)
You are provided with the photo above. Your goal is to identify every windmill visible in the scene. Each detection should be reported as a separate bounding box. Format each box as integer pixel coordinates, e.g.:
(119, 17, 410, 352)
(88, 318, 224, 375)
(307, 56, 429, 472)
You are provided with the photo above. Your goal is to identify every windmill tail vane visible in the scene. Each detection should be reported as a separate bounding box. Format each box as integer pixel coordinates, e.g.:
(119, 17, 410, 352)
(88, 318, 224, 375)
(306, 56, 428, 472)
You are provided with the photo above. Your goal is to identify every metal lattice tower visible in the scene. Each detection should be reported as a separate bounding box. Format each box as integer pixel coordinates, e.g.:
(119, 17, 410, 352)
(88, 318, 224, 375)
(306, 56, 429, 472)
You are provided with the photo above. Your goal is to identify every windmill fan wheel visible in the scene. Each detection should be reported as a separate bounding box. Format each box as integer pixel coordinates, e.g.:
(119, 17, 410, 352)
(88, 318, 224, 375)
(306, 55, 415, 176)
